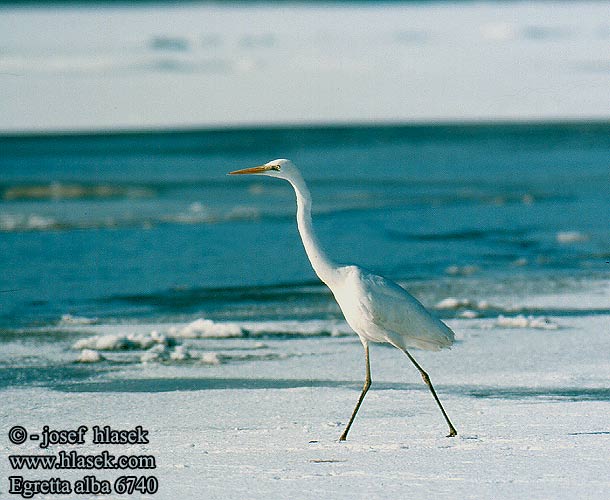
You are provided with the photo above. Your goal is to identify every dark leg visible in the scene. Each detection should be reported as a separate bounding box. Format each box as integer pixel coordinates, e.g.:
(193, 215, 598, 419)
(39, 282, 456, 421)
(403, 349, 457, 437)
(339, 342, 371, 441)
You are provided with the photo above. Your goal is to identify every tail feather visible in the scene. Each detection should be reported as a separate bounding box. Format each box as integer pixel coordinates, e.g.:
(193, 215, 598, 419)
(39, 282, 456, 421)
(388, 322, 455, 351)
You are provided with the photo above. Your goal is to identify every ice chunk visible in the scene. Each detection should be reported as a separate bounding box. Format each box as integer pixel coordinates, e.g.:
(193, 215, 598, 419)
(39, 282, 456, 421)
(177, 318, 243, 338)
(200, 352, 223, 365)
(459, 310, 479, 319)
(556, 231, 588, 243)
(169, 345, 191, 361)
(77, 349, 104, 363)
(435, 298, 472, 309)
(496, 314, 558, 330)
(60, 314, 98, 325)
(73, 331, 177, 351)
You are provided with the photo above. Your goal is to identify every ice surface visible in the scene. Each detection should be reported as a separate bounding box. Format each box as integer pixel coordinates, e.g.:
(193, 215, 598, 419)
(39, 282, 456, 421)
(2, 314, 610, 499)
(1, 1, 609, 131)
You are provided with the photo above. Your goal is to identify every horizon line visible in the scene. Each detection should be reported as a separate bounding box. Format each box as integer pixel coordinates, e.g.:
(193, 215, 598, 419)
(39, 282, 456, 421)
(2, 117, 610, 139)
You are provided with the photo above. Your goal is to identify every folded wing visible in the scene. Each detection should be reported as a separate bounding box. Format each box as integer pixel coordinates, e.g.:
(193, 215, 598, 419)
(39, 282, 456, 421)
(354, 268, 455, 351)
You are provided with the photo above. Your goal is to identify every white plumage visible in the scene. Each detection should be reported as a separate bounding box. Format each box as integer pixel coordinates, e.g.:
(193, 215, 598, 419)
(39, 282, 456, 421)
(332, 265, 454, 351)
(230, 159, 457, 440)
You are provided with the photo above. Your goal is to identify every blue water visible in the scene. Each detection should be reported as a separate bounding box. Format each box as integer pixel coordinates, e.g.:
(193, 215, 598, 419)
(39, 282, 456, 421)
(0, 122, 609, 385)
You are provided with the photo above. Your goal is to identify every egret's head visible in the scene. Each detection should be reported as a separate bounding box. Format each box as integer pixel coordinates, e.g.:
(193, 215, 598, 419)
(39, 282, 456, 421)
(228, 159, 298, 182)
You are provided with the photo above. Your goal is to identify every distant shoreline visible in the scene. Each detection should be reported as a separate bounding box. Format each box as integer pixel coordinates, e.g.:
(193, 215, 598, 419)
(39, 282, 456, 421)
(0, 0, 567, 6)
(1, 118, 609, 140)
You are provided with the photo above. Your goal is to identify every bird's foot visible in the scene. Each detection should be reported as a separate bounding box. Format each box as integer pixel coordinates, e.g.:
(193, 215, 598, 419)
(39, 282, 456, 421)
(446, 428, 458, 438)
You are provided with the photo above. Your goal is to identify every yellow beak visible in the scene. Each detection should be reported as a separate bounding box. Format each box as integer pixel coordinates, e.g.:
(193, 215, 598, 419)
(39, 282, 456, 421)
(228, 165, 272, 175)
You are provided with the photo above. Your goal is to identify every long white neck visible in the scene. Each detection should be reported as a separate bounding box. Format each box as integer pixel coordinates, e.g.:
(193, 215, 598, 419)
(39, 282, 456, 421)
(287, 174, 337, 286)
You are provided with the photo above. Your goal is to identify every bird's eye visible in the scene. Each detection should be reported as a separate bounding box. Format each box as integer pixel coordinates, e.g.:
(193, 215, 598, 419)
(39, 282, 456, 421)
(271, 165, 281, 171)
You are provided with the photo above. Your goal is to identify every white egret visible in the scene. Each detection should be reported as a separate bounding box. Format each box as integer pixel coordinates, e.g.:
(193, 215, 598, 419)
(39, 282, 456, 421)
(229, 159, 457, 440)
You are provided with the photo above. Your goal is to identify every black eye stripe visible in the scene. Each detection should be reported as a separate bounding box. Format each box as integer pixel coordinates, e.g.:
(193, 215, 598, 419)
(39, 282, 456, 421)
(271, 165, 281, 171)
